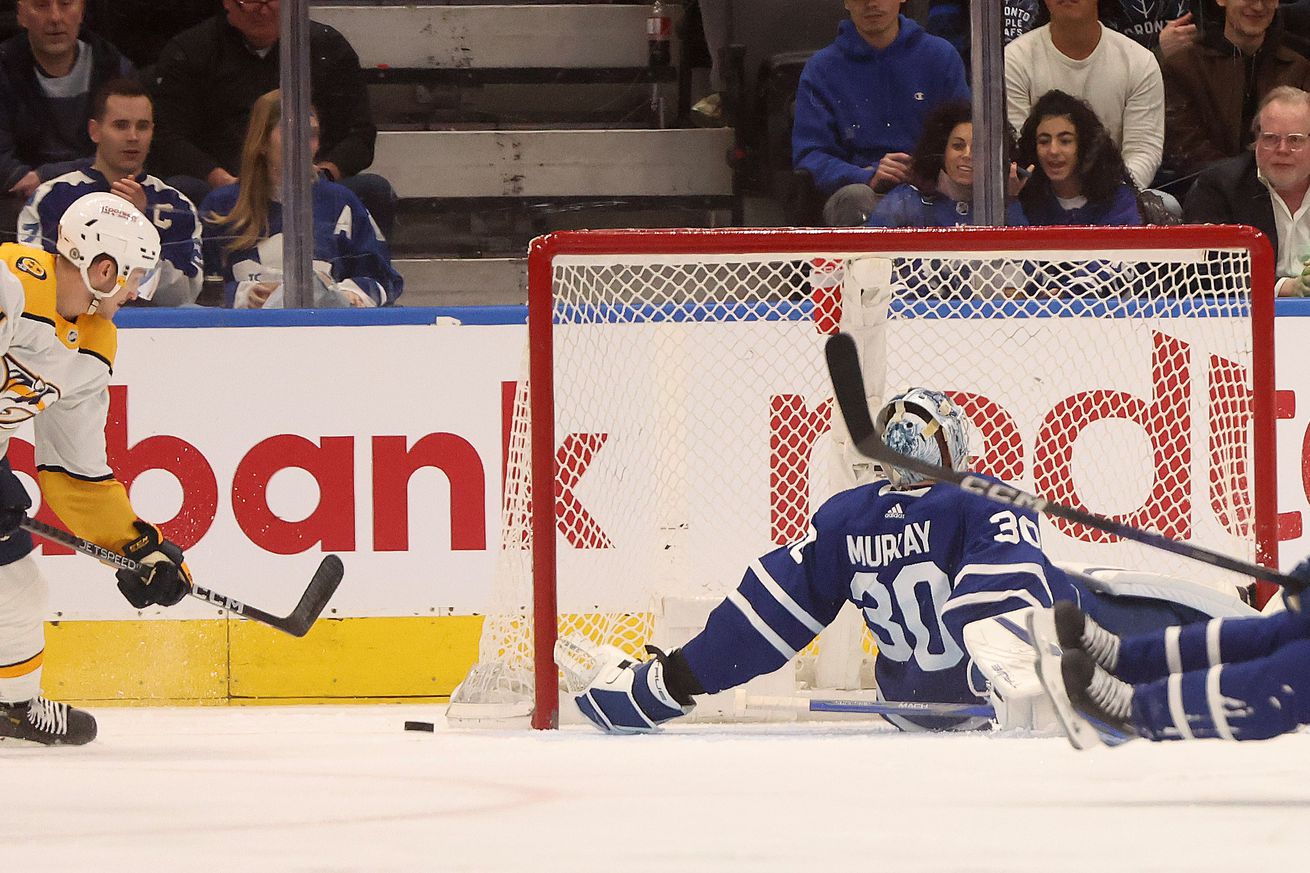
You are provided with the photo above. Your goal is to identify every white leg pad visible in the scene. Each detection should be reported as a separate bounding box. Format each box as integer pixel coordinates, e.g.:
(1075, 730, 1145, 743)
(963, 607, 1062, 735)
(0, 553, 48, 703)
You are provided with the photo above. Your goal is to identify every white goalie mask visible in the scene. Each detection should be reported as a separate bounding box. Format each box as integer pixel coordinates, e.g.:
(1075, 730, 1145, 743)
(55, 192, 162, 312)
(874, 388, 972, 487)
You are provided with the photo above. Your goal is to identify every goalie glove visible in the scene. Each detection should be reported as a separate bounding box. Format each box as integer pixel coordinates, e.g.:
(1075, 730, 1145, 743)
(115, 521, 192, 608)
(555, 637, 696, 733)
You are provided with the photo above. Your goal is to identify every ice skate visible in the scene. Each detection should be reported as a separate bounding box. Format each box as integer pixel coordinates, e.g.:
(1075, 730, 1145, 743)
(1030, 608, 1115, 750)
(1060, 649, 1136, 748)
(1053, 599, 1121, 674)
(0, 696, 97, 746)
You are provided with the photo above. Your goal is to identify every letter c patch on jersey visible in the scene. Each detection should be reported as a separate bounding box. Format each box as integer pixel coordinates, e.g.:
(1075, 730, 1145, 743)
(14, 256, 47, 281)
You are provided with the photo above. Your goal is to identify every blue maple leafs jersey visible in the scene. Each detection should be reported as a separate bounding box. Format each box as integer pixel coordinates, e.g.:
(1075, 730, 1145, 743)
(679, 477, 1089, 712)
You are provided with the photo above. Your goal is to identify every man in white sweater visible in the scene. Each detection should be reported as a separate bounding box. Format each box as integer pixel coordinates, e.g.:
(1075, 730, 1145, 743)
(1005, 0, 1164, 189)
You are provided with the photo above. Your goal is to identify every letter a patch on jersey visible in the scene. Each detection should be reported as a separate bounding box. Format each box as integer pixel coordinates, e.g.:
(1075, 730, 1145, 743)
(885, 503, 905, 519)
(14, 256, 46, 280)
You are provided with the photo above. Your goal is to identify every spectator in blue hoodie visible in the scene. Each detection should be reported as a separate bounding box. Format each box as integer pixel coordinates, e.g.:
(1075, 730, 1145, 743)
(793, 0, 969, 226)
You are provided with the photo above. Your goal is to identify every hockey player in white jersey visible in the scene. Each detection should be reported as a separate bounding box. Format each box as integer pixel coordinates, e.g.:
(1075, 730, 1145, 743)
(562, 387, 1252, 734)
(0, 192, 192, 746)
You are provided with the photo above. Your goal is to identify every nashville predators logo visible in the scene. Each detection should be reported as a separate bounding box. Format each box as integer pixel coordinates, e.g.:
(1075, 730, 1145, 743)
(14, 256, 46, 280)
(0, 355, 59, 428)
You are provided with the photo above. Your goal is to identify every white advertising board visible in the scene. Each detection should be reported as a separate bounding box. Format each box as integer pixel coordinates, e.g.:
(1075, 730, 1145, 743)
(27, 314, 1310, 621)
(30, 323, 526, 620)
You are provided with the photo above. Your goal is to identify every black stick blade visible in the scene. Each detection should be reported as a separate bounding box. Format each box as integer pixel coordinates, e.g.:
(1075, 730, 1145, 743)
(280, 554, 345, 637)
(825, 332, 879, 449)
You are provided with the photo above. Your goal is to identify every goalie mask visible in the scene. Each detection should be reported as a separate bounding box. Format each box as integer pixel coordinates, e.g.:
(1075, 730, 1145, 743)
(874, 388, 972, 487)
(55, 192, 162, 313)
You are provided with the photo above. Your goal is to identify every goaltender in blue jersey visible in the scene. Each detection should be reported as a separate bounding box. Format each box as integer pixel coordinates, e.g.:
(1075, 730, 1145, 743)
(563, 388, 1256, 734)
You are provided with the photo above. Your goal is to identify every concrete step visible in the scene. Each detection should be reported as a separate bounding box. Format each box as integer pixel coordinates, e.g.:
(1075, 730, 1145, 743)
(394, 257, 527, 307)
(311, 4, 670, 71)
(373, 127, 734, 199)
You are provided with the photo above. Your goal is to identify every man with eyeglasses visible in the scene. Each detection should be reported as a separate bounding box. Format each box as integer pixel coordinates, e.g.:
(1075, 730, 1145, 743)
(149, 0, 396, 238)
(1162, 0, 1310, 180)
(1185, 86, 1310, 296)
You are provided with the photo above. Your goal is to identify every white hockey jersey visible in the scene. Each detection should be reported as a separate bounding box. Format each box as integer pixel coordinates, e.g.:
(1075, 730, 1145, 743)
(0, 243, 141, 552)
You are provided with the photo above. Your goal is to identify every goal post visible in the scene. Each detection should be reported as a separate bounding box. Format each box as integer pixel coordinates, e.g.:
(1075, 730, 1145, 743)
(454, 225, 1278, 730)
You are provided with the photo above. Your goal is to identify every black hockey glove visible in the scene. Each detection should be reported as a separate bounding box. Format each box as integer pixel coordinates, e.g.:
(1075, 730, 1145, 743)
(115, 521, 192, 608)
(0, 466, 31, 540)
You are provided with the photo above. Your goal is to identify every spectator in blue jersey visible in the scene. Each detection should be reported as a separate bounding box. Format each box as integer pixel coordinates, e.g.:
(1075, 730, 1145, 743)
(0, 0, 135, 238)
(1031, 563, 1310, 749)
(150, 0, 397, 239)
(560, 388, 1254, 735)
(793, 0, 969, 226)
(18, 78, 201, 306)
(1016, 90, 1144, 226)
(866, 101, 1029, 228)
(925, 0, 1041, 68)
(201, 90, 402, 308)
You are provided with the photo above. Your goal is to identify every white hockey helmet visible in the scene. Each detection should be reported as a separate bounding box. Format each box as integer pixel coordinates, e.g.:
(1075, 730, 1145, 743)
(56, 192, 162, 310)
(874, 388, 972, 487)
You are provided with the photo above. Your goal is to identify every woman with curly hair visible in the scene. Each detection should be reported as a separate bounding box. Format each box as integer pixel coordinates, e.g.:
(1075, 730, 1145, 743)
(1016, 89, 1143, 226)
(867, 100, 1028, 228)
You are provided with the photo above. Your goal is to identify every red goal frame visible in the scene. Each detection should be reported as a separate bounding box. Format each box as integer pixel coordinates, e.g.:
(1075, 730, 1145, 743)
(524, 225, 1279, 730)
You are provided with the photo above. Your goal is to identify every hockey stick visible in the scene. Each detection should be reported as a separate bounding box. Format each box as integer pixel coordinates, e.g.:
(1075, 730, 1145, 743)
(20, 516, 344, 637)
(809, 698, 993, 718)
(742, 694, 993, 718)
(824, 332, 1305, 593)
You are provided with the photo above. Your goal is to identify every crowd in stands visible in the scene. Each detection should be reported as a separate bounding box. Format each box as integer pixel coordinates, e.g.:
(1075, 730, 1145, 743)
(0, 0, 1305, 306)
(795, 0, 1310, 295)
(0, 0, 401, 308)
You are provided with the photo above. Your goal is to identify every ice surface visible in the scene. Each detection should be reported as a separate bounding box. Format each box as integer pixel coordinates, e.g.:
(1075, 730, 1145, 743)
(3, 705, 1306, 872)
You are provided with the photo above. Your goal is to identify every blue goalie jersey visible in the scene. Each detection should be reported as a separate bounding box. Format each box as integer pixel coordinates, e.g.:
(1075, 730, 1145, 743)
(679, 478, 1089, 714)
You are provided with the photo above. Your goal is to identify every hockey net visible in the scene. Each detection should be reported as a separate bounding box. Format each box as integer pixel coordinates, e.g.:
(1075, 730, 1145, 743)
(449, 226, 1277, 729)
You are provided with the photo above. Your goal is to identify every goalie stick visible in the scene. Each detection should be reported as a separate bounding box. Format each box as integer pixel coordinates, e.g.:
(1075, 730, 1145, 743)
(747, 696, 995, 719)
(823, 332, 1305, 594)
(20, 516, 343, 637)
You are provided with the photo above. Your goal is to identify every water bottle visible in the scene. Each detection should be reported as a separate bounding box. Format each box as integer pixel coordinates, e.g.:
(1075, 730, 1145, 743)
(647, 0, 672, 67)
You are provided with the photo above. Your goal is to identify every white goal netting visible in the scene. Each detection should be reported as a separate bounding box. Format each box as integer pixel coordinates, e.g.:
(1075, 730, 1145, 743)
(449, 226, 1276, 728)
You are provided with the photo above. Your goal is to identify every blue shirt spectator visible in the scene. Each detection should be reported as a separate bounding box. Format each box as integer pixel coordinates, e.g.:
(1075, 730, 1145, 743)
(793, 3, 969, 225)
(21, 162, 201, 305)
(17, 79, 200, 306)
(202, 179, 401, 309)
(926, 0, 1040, 67)
(866, 101, 1029, 228)
(200, 90, 401, 309)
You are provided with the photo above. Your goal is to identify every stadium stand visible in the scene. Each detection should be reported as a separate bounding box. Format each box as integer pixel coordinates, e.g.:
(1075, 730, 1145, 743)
(310, 0, 867, 305)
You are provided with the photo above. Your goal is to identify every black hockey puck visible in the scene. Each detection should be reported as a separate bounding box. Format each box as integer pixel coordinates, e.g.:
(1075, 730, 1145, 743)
(404, 720, 435, 732)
